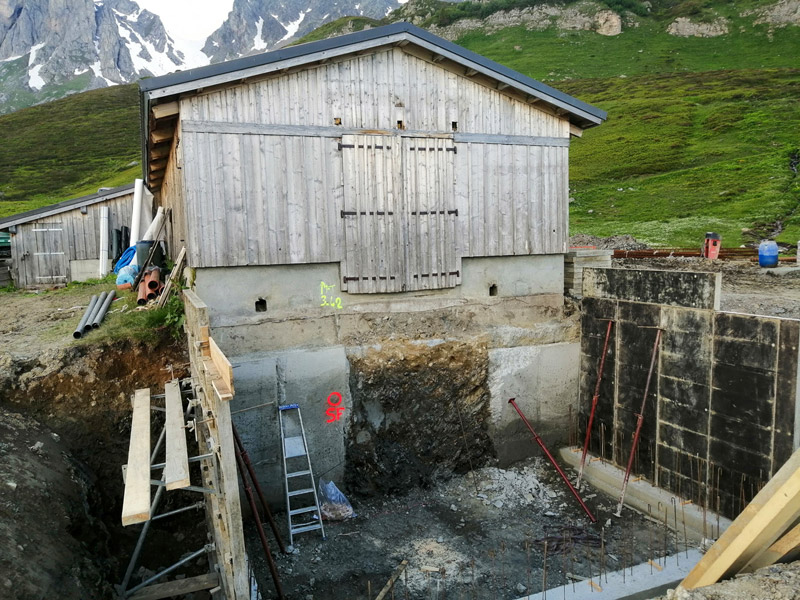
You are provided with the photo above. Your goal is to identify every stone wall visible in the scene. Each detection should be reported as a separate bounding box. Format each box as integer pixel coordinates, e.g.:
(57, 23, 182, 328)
(580, 268, 799, 518)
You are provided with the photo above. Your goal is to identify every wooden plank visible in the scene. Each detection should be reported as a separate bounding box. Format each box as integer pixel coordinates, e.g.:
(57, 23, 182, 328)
(680, 448, 800, 589)
(150, 127, 175, 144)
(208, 337, 234, 395)
(375, 560, 409, 600)
(164, 380, 190, 491)
(121, 389, 151, 526)
(151, 101, 180, 120)
(743, 521, 800, 572)
(129, 573, 218, 600)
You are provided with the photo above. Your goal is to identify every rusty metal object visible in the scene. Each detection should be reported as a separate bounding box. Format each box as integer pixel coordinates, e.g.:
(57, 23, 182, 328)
(508, 398, 597, 522)
(615, 329, 662, 517)
(578, 319, 614, 487)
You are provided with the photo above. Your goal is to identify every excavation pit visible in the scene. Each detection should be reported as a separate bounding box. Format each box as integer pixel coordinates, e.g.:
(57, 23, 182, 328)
(246, 455, 688, 600)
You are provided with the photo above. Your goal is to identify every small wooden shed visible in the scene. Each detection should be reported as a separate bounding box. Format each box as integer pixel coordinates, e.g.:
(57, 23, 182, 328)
(0, 185, 134, 288)
(139, 23, 606, 294)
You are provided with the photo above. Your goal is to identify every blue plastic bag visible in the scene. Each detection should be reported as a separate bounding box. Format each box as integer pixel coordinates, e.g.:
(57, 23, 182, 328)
(115, 264, 139, 287)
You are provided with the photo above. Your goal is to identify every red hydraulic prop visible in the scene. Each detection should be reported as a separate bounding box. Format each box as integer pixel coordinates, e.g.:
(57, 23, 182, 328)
(578, 319, 614, 487)
(614, 328, 662, 517)
(508, 398, 597, 523)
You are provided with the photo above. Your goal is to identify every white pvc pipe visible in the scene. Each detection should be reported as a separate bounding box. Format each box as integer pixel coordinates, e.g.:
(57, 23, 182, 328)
(141, 207, 164, 241)
(130, 179, 144, 245)
(99, 206, 109, 277)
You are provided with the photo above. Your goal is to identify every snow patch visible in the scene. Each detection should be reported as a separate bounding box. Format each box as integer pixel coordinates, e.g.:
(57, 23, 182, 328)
(28, 64, 45, 90)
(397, 0, 409, 4)
(253, 17, 267, 51)
(28, 42, 45, 67)
(277, 9, 311, 44)
(1, 54, 23, 63)
(89, 60, 115, 86)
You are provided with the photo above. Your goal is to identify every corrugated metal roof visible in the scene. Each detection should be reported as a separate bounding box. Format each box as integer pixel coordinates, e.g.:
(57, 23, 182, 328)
(139, 22, 606, 124)
(0, 184, 135, 229)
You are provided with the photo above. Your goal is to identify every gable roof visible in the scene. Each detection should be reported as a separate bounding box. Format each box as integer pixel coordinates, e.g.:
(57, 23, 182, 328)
(0, 185, 134, 229)
(139, 22, 606, 189)
(141, 22, 605, 125)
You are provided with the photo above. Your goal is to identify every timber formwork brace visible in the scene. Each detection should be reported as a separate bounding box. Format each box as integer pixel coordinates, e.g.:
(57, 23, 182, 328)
(119, 381, 223, 599)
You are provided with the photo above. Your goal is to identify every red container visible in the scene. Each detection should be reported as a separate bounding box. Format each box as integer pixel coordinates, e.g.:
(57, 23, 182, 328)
(703, 232, 721, 259)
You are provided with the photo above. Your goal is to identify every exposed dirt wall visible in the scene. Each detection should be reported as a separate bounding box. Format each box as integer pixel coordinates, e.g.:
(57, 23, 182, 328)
(345, 340, 494, 495)
(0, 338, 189, 594)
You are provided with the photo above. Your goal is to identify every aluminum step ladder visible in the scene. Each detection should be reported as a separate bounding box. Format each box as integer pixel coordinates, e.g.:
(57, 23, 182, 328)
(278, 403, 325, 547)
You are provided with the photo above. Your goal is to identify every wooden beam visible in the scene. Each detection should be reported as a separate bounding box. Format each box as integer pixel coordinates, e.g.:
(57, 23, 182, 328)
(150, 145, 171, 160)
(121, 389, 151, 526)
(464, 68, 478, 77)
(680, 449, 800, 589)
(150, 158, 168, 171)
(209, 337, 234, 395)
(148, 168, 165, 180)
(151, 101, 179, 120)
(164, 380, 190, 491)
(570, 124, 584, 138)
(375, 560, 408, 600)
(150, 128, 175, 144)
(129, 573, 219, 600)
(497, 82, 510, 91)
(432, 53, 445, 63)
(743, 521, 800, 572)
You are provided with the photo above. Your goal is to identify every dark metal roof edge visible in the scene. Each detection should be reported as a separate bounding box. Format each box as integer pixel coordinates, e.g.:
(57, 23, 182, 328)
(139, 22, 606, 123)
(0, 184, 135, 229)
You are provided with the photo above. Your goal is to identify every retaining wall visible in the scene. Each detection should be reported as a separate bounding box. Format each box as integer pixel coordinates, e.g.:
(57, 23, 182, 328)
(580, 268, 800, 518)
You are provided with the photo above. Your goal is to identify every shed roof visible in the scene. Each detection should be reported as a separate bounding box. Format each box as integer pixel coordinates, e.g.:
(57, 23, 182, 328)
(0, 185, 135, 229)
(139, 23, 606, 190)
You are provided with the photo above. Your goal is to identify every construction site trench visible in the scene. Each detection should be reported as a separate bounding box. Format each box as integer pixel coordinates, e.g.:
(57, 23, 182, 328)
(2, 254, 800, 599)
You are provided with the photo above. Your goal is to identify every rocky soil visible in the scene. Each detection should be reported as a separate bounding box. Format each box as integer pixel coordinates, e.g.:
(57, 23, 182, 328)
(251, 456, 681, 600)
(661, 561, 800, 600)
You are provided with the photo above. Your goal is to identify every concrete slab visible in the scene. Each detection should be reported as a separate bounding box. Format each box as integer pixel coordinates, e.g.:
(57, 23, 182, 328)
(520, 549, 703, 600)
(559, 447, 731, 543)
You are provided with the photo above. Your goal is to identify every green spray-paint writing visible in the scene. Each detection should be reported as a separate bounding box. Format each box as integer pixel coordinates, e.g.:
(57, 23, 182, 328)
(320, 281, 343, 309)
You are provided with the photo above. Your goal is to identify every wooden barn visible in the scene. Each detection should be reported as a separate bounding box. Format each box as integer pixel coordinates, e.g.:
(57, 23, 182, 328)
(0, 185, 135, 288)
(139, 22, 606, 301)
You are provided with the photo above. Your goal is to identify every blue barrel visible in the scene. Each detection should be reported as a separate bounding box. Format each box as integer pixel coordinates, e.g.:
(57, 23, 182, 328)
(758, 240, 779, 267)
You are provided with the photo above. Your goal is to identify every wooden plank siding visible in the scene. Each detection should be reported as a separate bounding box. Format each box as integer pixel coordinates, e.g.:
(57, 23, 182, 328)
(158, 122, 187, 259)
(175, 46, 571, 283)
(8, 193, 133, 288)
(184, 48, 567, 137)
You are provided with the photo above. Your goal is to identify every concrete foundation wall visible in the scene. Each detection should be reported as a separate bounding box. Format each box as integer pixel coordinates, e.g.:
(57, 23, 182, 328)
(580, 268, 800, 518)
(195, 254, 563, 325)
(69, 259, 111, 282)
(193, 253, 580, 502)
(489, 342, 579, 465)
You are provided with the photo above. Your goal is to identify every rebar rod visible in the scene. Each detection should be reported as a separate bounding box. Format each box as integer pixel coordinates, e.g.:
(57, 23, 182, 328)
(614, 329, 662, 517)
(235, 445, 285, 599)
(578, 319, 614, 487)
(508, 398, 597, 522)
(232, 423, 286, 553)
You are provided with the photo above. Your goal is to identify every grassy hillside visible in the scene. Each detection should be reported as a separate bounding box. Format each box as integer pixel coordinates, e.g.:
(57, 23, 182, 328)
(3, 0, 799, 249)
(0, 84, 141, 218)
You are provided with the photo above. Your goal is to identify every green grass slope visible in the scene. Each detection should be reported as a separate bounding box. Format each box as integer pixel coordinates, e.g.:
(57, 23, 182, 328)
(0, 84, 141, 219)
(3, 0, 799, 249)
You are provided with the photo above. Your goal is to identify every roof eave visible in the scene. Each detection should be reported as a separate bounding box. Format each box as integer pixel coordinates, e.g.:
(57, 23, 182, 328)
(0, 185, 136, 229)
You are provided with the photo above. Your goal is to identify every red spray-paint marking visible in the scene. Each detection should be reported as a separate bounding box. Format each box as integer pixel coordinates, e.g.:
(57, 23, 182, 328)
(325, 392, 345, 423)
